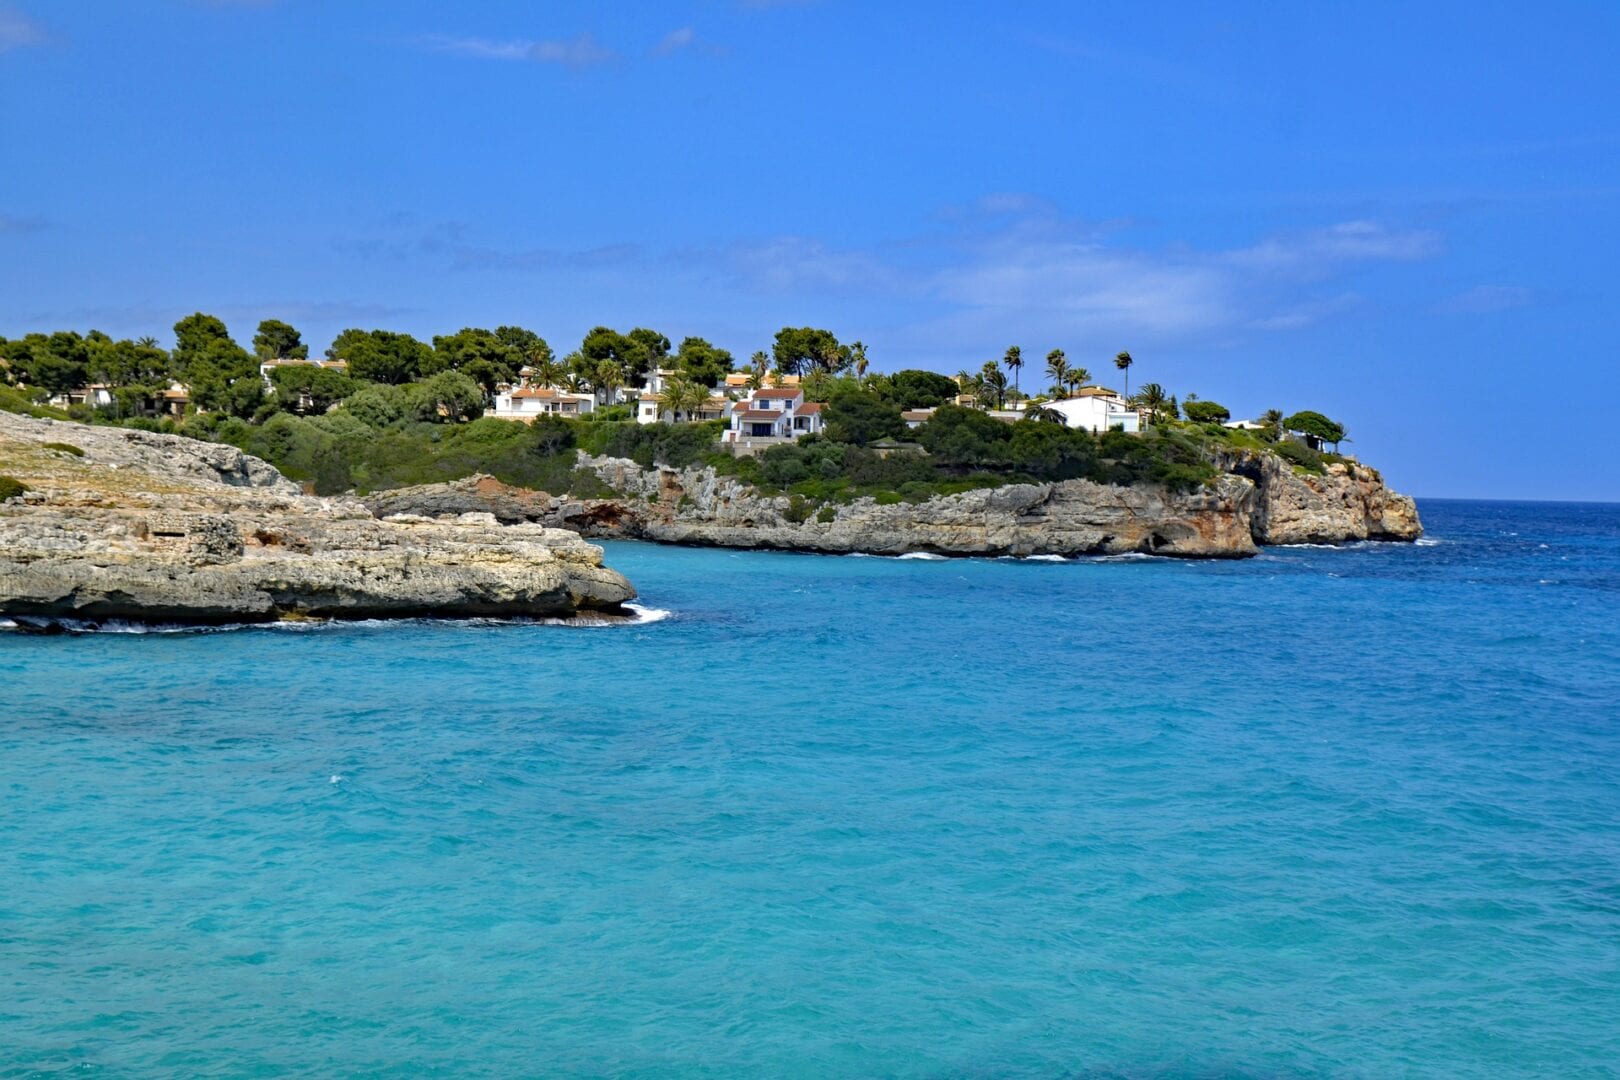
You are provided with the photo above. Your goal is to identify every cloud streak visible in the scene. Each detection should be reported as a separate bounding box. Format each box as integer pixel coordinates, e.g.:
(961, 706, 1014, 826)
(720, 202, 1444, 355)
(419, 32, 617, 69)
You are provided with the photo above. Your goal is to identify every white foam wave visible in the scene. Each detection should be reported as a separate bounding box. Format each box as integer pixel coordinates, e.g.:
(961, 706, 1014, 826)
(0, 605, 674, 635)
(623, 603, 673, 625)
(1023, 554, 1068, 562)
(897, 552, 947, 560)
(1414, 538, 1444, 547)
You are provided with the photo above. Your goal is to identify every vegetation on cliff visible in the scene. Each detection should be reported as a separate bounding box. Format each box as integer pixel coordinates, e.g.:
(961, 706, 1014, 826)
(2, 312, 1358, 505)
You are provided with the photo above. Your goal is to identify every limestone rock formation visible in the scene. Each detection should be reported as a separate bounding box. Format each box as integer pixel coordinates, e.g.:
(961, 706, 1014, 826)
(0, 413, 635, 625)
(364, 446, 1421, 559)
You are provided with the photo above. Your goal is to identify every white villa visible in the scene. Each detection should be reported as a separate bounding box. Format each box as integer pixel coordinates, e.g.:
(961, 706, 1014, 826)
(490, 386, 596, 421)
(1044, 387, 1141, 433)
(723, 386, 823, 449)
(636, 393, 732, 425)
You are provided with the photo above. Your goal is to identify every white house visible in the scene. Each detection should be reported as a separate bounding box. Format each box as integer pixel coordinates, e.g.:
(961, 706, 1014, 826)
(490, 386, 596, 421)
(48, 384, 115, 410)
(1045, 388, 1140, 433)
(637, 393, 734, 425)
(723, 387, 823, 447)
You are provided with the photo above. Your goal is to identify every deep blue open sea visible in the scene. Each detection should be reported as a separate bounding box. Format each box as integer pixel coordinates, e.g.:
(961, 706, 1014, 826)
(4, 499, 1619, 1077)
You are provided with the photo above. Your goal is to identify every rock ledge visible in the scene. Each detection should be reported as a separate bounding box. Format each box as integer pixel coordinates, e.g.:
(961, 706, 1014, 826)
(0, 413, 635, 625)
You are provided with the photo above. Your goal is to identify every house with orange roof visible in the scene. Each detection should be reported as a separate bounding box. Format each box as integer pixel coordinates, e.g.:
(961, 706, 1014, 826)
(490, 386, 596, 422)
(722, 386, 823, 449)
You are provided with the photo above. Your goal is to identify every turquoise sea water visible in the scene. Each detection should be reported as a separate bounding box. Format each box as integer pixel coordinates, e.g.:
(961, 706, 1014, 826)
(3, 499, 1619, 1077)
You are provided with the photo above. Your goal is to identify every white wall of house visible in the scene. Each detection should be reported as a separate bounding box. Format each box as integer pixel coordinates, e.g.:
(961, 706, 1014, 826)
(1047, 396, 1140, 433)
(491, 389, 594, 422)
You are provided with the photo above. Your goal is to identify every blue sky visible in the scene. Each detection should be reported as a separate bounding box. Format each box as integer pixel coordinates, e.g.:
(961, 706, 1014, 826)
(2, 1, 1617, 499)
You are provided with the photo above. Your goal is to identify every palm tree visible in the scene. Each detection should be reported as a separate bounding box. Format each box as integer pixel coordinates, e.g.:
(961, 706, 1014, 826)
(661, 374, 704, 423)
(979, 360, 1008, 409)
(1131, 381, 1169, 426)
(534, 351, 561, 389)
(1068, 365, 1091, 397)
(1025, 403, 1066, 424)
(850, 341, 869, 384)
(136, 335, 158, 349)
(747, 351, 768, 391)
(1003, 345, 1023, 396)
(1114, 351, 1134, 397)
(1260, 408, 1284, 441)
(594, 360, 624, 406)
(526, 342, 556, 386)
(1045, 349, 1069, 397)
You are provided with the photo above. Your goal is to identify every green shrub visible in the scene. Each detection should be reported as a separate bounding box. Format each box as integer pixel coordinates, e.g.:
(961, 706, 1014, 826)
(1274, 440, 1324, 474)
(1183, 400, 1230, 424)
(0, 475, 28, 501)
(784, 494, 814, 523)
(815, 505, 837, 523)
(874, 491, 904, 505)
(567, 467, 619, 499)
(41, 441, 84, 456)
(0, 385, 69, 420)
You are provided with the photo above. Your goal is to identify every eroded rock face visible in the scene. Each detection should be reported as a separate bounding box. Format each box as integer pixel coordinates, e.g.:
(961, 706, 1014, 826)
(1223, 451, 1423, 545)
(0, 413, 634, 624)
(363, 445, 1423, 560)
(367, 461, 1262, 558)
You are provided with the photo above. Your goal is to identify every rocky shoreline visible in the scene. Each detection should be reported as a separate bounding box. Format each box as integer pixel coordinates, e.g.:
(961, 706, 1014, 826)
(0, 413, 636, 626)
(364, 450, 1422, 559)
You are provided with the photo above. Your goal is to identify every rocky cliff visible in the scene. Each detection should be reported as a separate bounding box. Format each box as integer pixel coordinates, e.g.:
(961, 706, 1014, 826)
(1226, 451, 1423, 545)
(0, 413, 635, 625)
(363, 448, 1421, 559)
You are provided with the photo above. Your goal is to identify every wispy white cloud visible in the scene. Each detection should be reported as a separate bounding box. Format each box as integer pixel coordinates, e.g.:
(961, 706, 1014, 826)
(418, 32, 617, 69)
(725, 237, 907, 294)
(718, 202, 1444, 355)
(650, 26, 726, 58)
(0, 5, 44, 52)
(1226, 220, 1442, 274)
(1436, 284, 1535, 315)
(653, 27, 696, 56)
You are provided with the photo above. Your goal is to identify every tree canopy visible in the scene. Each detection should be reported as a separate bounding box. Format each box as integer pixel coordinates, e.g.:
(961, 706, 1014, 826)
(672, 336, 734, 386)
(432, 327, 521, 396)
(822, 390, 904, 446)
(330, 329, 435, 385)
(875, 369, 960, 410)
(1284, 410, 1346, 444)
(772, 327, 847, 377)
(253, 319, 308, 360)
(1183, 399, 1231, 424)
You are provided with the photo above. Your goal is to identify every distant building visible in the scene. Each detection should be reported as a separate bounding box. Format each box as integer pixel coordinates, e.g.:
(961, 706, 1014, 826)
(490, 386, 596, 421)
(723, 387, 823, 450)
(636, 393, 734, 425)
(258, 357, 348, 387)
(721, 371, 800, 392)
(1045, 388, 1141, 433)
(901, 408, 935, 429)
